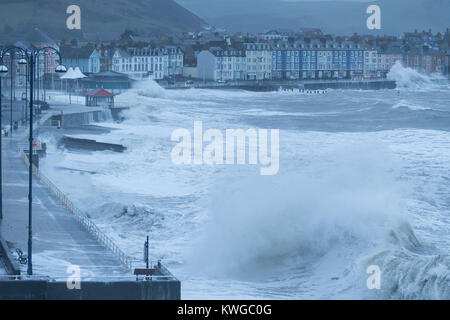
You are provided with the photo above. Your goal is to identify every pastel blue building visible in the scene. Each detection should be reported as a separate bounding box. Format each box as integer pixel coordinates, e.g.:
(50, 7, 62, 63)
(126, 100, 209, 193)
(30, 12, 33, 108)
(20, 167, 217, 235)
(272, 45, 364, 80)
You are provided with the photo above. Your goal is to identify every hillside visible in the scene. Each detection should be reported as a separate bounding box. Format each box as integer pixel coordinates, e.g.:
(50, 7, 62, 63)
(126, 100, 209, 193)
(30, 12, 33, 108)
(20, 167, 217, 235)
(0, 0, 208, 39)
(178, 0, 450, 35)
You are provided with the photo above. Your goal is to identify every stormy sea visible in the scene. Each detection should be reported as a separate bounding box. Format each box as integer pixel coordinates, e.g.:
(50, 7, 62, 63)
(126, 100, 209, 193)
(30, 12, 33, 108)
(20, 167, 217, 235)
(40, 63, 450, 299)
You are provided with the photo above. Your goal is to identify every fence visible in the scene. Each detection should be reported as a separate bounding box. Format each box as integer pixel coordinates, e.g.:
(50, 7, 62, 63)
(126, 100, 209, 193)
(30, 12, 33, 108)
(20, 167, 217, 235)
(18, 147, 134, 272)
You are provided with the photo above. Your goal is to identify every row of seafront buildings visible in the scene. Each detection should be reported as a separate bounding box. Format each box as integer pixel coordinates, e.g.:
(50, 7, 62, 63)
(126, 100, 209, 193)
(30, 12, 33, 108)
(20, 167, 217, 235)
(38, 28, 450, 85)
(2, 28, 449, 95)
(197, 39, 449, 82)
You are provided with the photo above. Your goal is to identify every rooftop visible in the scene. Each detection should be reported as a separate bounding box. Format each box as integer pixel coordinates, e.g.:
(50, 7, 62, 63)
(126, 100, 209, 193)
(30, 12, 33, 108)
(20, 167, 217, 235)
(85, 88, 115, 97)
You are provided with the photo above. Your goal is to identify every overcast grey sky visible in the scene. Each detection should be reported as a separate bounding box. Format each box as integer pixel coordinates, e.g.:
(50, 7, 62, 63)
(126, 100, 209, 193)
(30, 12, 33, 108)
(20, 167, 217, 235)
(177, 0, 448, 35)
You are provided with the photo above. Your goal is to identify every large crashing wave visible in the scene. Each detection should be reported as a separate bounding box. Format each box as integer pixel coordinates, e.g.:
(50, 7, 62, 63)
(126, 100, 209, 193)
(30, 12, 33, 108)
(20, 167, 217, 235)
(190, 143, 450, 299)
(122, 77, 167, 99)
(366, 223, 450, 300)
(387, 61, 448, 90)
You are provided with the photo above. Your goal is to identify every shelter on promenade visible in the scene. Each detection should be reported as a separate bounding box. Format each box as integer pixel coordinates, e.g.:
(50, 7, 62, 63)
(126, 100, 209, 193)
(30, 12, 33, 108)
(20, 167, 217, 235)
(85, 88, 115, 107)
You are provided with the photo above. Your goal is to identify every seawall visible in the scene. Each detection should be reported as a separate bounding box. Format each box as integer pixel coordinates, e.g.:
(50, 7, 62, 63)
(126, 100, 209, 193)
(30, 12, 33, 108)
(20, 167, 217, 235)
(166, 79, 397, 91)
(0, 278, 181, 300)
(59, 136, 127, 152)
(45, 107, 129, 129)
(303, 80, 396, 90)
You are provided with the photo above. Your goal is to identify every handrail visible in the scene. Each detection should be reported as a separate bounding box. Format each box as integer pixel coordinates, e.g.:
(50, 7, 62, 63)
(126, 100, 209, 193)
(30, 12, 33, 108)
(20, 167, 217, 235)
(0, 272, 177, 281)
(18, 146, 134, 272)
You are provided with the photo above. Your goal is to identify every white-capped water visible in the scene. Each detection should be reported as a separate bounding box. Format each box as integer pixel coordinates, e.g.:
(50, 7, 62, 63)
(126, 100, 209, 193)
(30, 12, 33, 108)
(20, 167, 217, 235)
(40, 65, 450, 299)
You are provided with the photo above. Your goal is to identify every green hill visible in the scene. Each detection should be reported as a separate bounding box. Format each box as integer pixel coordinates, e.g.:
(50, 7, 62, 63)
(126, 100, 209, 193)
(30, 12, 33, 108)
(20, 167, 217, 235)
(0, 0, 208, 39)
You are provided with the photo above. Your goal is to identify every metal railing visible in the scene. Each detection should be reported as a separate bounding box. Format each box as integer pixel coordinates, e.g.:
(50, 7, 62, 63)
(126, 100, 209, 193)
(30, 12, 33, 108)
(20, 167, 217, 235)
(18, 147, 134, 272)
(0, 275, 52, 281)
(0, 272, 177, 282)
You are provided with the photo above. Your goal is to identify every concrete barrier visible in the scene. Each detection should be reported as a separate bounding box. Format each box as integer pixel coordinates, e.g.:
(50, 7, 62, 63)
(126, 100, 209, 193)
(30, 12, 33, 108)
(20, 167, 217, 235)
(0, 280, 47, 300)
(0, 279, 181, 300)
(59, 136, 127, 152)
(304, 80, 396, 90)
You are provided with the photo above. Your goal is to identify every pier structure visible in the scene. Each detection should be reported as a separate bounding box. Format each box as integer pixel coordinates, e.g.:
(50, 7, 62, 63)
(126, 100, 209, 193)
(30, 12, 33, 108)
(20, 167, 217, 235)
(164, 79, 397, 91)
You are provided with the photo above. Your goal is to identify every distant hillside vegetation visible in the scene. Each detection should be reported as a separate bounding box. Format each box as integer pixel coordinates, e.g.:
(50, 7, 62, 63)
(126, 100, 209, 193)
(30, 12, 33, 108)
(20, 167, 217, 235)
(0, 0, 208, 39)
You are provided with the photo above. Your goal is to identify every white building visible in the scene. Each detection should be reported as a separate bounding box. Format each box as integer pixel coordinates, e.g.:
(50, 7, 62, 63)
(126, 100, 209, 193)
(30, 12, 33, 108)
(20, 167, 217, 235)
(364, 49, 378, 77)
(376, 53, 390, 77)
(259, 31, 289, 42)
(197, 48, 246, 81)
(112, 46, 183, 80)
(317, 50, 333, 78)
(165, 46, 184, 77)
(244, 43, 272, 80)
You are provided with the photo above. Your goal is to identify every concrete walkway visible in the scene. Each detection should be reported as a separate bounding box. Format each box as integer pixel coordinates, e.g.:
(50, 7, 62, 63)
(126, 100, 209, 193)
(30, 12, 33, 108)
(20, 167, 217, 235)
(0, 124, 128, 279)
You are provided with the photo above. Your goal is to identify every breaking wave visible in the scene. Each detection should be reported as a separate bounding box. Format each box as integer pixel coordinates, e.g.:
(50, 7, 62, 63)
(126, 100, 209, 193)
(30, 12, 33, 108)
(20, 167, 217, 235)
(125, 78, 167, 99)
(41, 75, 450, 299)
(392, 99, 433, 111)
(387, 61, 448, 91)
(366, 223, 450, 300)
(189, 143, 450, 299)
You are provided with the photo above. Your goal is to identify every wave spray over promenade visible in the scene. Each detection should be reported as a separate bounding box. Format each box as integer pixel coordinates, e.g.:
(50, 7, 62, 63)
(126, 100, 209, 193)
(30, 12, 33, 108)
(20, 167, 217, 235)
(35, 64, 450, 299)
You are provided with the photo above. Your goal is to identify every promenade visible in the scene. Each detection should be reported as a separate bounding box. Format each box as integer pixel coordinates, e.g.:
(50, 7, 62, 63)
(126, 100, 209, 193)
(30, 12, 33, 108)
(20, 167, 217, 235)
(0, 114, 127, 279)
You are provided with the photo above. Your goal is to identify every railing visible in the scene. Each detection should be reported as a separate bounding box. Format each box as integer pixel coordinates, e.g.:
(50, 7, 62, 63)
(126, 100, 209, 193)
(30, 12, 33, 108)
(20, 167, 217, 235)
(162, 78, 394, 89)
(0, 275, 52, 281)
(17, 147, 134, 272)
(0, 272, 177, 282)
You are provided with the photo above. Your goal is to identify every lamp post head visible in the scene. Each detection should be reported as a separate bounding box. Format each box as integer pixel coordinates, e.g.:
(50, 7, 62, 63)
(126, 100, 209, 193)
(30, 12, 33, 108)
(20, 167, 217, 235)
(18, 58, 27, 65)
(0, 65, 8, 75)
(55, 65, 67, 73)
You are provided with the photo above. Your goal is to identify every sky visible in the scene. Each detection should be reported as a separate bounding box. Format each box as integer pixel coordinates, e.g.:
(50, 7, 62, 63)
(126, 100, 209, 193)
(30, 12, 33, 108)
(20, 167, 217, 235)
(176, 0, 448, 35)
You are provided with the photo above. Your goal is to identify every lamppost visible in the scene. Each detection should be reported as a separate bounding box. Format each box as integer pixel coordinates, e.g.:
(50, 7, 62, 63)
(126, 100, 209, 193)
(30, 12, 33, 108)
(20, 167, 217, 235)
(0, 52, 9, 221)
(0, 45, 66, 275)
(10, 52, 13, 136)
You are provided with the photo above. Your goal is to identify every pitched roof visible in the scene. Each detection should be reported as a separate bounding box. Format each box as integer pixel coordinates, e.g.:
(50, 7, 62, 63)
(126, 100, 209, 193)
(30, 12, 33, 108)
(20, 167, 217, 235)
(86, 88, 115, 97)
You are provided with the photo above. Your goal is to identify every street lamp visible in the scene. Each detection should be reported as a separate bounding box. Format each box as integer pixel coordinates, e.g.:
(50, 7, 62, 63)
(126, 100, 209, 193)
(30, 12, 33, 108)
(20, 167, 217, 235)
(25, 48, 66, 276)
(55, 65, 67, 73)
(0, 59, 9, 221)
(0, 45, 66, 275)
(17, 57, 27, 125)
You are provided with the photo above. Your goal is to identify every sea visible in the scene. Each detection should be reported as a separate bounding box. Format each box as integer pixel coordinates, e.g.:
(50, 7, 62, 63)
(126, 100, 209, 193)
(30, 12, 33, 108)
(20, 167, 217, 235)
(40, 62, 450, 299)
